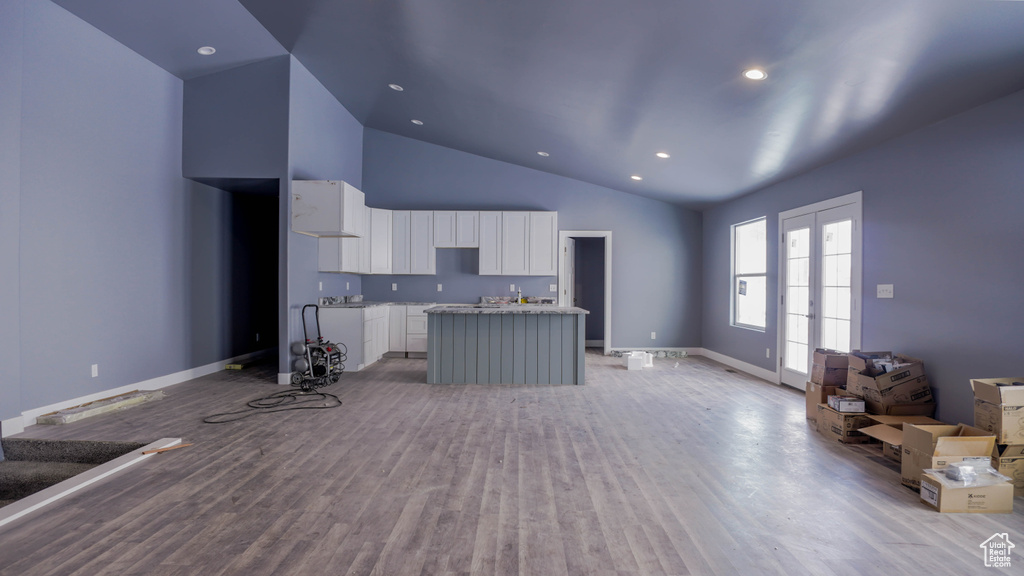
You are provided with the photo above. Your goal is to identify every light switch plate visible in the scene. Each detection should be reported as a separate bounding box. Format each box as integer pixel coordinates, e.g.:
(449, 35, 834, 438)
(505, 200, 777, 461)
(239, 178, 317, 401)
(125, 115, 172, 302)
(510, 284, 516, 292)
(392, 283, 398, 291)
(549, 284, 557, 292)
(91, 364, 98, 378)
(437, 284, 443, 292)
(319, 281, 323, 292)
(877, 284, 894, 298)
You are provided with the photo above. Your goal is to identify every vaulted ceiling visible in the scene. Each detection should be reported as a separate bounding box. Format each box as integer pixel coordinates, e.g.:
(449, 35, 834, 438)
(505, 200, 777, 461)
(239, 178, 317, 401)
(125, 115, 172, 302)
(53, 0, 1024, 209)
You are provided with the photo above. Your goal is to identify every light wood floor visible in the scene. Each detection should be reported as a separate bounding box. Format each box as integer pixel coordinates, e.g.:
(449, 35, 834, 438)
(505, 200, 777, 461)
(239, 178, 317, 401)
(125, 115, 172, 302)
(1, 352, 1021, 575)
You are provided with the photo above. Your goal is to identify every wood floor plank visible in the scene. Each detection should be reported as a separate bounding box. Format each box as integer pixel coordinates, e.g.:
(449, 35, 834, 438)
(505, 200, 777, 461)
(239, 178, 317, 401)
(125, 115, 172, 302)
(2, 352, 1023, 576)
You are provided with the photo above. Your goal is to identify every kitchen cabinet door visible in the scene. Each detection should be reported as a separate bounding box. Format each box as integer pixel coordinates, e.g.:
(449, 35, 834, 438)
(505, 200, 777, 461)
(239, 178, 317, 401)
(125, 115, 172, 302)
(410, 211, 436, 275)
(318, 237, 341, 272)
(370, 208, 392, 274)
(478, 212, 502, 275)
(529, 211, 558, 276)
(389, 305, 407, 352)
(340, 235, 361, 273)
(501, 211, 530, 276)
(456, 211, 479, 247)
(359, 206, 372, 274)
(433, 211, 457, 248)
(392, 210, 411, 274)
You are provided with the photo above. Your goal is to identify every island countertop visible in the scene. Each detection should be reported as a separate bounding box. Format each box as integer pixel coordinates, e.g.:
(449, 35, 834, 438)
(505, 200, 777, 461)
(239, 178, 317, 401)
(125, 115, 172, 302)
(425, 305, 588, 315)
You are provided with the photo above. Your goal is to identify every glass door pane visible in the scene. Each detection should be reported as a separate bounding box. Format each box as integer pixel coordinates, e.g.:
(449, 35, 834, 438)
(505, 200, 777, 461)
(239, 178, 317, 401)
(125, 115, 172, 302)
(820, 219, 853, 352)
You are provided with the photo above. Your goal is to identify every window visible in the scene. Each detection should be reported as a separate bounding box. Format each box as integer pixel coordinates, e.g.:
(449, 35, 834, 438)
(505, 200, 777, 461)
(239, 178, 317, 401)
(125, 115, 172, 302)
(732, 217, 767, 329)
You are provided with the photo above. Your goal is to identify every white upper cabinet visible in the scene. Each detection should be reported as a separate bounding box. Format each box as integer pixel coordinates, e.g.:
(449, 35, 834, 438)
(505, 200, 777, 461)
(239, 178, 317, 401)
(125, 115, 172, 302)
(291, 180, 365, 237)
(392, 210, 411, 274)
(433, 211, 457, 248)
(501, 211, 531, 276)
(478, 211, 502, 275)
(435, 210, 479, 248)
(410, 211, 436, 275)
(456, 211, 479, 247)
(370, 208, 393, 275)
(529, 211, 558, 276)
(358, 205, 372, 274)
(318, 235, 362, 273)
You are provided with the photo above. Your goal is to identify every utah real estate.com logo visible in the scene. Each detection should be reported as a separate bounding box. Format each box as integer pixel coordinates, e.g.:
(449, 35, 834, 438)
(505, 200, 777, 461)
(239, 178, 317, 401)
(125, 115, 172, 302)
(980, 533, 1014, 569)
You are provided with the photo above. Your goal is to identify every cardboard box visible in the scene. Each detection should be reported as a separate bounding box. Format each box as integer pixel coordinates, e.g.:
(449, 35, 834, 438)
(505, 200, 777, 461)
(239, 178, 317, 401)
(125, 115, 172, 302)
(860, 415, 943, 463)
(816, 404, 874, 444)
(919, 472, 1014, 513)
(847, 350, 894, 373)
(811, 364, 848, 386)
(900, 424, 997, 490)
(971, 378, 1024, 444)
(847, 364, 932, 414)
(993, 444, 1024, 497)
(828, 395, 865, 413)
(806, 382, 838, 423)
(811, 349, 849, 386)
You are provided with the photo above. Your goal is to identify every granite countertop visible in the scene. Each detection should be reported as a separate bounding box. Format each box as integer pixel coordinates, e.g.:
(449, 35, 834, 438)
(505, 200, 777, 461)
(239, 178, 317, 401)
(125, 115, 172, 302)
(426, 305, 589, 315)
(318, 301, 440, 309)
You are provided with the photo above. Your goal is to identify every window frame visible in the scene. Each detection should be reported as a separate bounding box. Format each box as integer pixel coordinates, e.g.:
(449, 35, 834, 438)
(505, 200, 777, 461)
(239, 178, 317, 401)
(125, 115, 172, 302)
(731, 216, 767, 331)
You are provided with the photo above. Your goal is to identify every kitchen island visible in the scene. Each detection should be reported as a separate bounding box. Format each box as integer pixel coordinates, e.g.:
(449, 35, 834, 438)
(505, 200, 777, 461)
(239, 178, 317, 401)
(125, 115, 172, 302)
(426, 305, 588, 385)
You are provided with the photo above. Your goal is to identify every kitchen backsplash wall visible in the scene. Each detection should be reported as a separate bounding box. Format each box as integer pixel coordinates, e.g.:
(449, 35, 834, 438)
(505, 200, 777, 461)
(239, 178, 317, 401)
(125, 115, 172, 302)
(362, 248, 554, 304)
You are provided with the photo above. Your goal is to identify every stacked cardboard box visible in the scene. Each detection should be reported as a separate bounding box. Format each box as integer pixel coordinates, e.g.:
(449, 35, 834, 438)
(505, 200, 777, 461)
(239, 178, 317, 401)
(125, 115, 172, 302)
(899, 423, 996, 491)
(920, 469, 1014, 513)
(846, 351, 935, 417)
(805, 349, 849, 424)
(971, 378, 1024, 497)
(816, 404, 874, 444)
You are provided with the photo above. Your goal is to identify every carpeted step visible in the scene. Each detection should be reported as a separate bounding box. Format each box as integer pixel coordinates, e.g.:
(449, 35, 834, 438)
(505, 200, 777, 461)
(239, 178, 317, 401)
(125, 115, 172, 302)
(0, 461, 97, 501)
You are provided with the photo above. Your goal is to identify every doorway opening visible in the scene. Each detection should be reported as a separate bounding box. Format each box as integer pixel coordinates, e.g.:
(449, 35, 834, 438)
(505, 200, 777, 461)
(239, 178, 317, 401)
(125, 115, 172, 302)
(558, 231, 612, 355)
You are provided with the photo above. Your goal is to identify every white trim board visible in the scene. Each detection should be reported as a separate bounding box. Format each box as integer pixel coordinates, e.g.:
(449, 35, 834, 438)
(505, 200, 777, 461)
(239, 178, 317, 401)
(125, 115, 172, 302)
(697, 348, 779, 383)
(2, 349, 273, 437)
(0, 438, 181, 532)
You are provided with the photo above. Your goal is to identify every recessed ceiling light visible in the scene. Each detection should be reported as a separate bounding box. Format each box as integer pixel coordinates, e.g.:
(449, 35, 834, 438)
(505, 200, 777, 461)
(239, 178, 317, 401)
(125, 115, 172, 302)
(411, 119, 423, 125)
(537, 151, 550, 157)
(631, 175, 643, 181)
(655, 152, 670, 159)
(197, 46, 216, 56)
(743, 68, 767, 80)
(389, 83, 404, 91)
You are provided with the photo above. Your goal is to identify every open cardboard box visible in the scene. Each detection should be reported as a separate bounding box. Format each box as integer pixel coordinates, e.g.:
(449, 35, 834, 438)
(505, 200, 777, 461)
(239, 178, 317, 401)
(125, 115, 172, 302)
(846, 351, 932, 414)
(859, 415, 943, 463)
(900, 423, 996, 491)
(993, 444, 1024, 498)
(971, 377, 1024, 444)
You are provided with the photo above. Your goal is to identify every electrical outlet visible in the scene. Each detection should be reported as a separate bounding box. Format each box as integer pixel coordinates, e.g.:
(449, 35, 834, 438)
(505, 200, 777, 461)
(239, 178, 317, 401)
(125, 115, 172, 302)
(651, 332, 656, 340)
(346, 282, 350, 290)
(437, 283, 443, 292)
(319, 281, 323, 292)
(766, 348, 770, 358)
(549, 284, 557, 292)
(256, 333, 260, 342)
(91, 364, 98, 378)
(877, 284, 894, 299)
(510, 284, 516, 292)
(392, 283, 398, 291)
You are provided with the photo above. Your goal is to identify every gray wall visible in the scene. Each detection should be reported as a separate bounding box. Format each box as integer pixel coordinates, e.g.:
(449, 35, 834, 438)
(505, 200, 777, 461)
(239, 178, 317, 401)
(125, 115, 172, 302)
(702, 88, 1024, 424)
(361, 129, 703, 348)
(286, 58, 364, 367)
(0, 0, 25, 422)
(2, 0, 275, 420)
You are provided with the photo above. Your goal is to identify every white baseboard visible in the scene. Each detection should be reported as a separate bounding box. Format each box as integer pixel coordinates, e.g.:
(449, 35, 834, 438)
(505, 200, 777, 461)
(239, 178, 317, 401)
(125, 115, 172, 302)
(3, 348, 273, 437)
(609, 347, 701, 356)
(697, 348, 778, 383)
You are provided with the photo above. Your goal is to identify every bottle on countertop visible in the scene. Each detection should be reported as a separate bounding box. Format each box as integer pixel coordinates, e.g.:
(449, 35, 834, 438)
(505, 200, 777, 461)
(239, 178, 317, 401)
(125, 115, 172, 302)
(517, 287, 522, 304)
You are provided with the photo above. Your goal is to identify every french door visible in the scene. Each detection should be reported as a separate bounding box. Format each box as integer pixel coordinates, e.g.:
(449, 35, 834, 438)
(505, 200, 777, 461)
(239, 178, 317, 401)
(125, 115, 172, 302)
(778, 194, 862, 389)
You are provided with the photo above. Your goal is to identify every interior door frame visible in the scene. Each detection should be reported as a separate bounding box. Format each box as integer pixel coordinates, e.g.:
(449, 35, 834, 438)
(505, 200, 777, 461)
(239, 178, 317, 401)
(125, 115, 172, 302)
(558, 231, 612, 356)
(776, 191, 863, 389)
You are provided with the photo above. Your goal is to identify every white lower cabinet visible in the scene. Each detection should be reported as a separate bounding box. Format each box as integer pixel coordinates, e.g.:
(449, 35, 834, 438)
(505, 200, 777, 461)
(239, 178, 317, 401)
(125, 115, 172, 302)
(389, 305, 408, 351)
(386, 304, 431, 354)
(318, 306, 389, 371)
